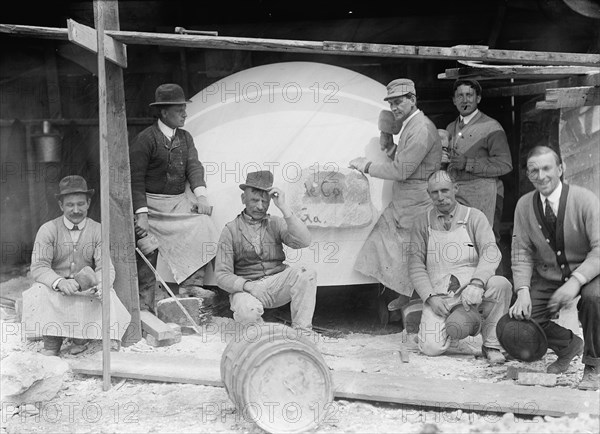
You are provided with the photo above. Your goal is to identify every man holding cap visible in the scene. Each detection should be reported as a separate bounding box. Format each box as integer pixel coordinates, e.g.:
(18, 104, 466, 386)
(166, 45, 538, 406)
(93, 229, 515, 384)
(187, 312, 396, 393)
(129, 83, 219, 313)
(21, 175, 131, 356)
(214, 170, 317, 331)
(349, 78, 442, 317)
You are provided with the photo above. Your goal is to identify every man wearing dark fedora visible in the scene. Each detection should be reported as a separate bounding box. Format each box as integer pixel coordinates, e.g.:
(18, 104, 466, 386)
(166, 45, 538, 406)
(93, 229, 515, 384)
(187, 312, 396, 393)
(509, 145, 599, 390)
(21, 175, 131, 356)
(214, 170, 317, 331)
(129, 83, 219, 313)
(349, 78, 442, 321)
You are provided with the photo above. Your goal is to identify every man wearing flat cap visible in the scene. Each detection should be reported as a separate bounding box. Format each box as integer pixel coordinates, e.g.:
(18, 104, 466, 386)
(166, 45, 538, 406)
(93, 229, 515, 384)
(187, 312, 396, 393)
(129, 83, 219, 313)
(215, 170, 317, 331)
(350, 78, 442, 317)
(21, 175, 132, 356)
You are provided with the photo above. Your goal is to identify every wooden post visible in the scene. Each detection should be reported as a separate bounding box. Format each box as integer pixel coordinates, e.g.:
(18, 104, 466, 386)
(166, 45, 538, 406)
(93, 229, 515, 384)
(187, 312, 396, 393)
(92, 0, 142, 346)
(94, 0, 111, 391)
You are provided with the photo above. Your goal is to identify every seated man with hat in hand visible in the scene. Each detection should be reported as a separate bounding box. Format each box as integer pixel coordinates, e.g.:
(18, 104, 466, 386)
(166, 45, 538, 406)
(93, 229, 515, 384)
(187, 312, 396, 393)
(408, 170, 512, 363)
(215, 170, 317, 332)
(129, 83, 219, 313)
(21, 175, 132, 356)
(509, 145, 599, 390)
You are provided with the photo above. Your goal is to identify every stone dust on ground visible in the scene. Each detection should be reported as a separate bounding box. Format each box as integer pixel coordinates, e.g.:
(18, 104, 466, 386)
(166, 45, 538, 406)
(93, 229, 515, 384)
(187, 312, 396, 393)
(1, 272, 598, 434)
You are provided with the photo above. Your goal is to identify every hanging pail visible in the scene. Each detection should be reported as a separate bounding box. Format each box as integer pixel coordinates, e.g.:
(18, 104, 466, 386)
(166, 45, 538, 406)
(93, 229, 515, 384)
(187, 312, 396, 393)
(32, 133, 61, 163)
(220, 323, 333, 433)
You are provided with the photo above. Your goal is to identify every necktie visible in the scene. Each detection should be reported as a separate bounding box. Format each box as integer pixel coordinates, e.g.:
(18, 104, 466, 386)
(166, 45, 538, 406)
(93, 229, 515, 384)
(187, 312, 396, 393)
(458, 119, 465, 130)
(72, 225, 79, 231)
(544, 199, 556, 228)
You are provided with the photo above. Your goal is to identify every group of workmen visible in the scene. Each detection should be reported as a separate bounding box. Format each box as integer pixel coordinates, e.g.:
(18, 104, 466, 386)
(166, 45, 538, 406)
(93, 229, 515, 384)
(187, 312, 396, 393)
(22, 77, 599, 391)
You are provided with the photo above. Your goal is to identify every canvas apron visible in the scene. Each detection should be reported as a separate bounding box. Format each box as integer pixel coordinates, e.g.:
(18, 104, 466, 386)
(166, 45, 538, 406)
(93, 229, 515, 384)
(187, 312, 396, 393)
(450, 121, 497, 225)
(22, 283, 132, 340)
(354, 179, 431, 296)
(147, 189, 219, 284)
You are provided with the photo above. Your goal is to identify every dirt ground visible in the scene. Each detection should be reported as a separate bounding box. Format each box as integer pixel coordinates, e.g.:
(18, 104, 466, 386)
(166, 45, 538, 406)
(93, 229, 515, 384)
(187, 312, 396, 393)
(1, 265, 598, 434)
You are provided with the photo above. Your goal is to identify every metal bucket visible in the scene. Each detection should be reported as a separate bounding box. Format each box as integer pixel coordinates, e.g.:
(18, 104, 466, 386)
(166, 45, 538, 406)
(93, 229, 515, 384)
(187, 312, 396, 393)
(32, 133, 61, 163)
(220, 323, 333, 433)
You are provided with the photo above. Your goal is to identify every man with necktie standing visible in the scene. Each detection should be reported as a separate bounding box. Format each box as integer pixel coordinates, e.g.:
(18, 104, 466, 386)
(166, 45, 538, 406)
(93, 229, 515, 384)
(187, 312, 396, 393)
(510, 146, 599, 390)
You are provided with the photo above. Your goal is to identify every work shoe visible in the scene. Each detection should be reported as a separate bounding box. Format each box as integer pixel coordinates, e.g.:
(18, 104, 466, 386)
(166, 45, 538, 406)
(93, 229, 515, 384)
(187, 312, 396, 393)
(578, 365, 599, 391)
(387, 295, 409, 312)
(40, 349, 60, 357)
(546, 335, 583, 374)
(482, 346, 506, 365)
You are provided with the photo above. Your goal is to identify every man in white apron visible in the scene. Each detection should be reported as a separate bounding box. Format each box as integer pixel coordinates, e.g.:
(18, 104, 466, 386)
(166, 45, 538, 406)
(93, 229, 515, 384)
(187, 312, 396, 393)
(22, 176, 131, 356)
(408, 170, 512, 363)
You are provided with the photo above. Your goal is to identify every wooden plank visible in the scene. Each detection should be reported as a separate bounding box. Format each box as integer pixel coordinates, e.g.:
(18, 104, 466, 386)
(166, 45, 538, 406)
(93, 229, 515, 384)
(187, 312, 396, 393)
(332, 370, 599, 417)
(43, 42, 62, 118)
(439, 65, 599, 80)
(93, 0, 112, 391)
(67, 19, 127, 68)
(2, 23, 600, 66)
(485, 74, 600, 97)
(71, 352, 599, 418)
(95, 1, 141, 346)
(140, 310, 175, 341)
(536, 86, 600, 109)
(71, 352, 222, 387)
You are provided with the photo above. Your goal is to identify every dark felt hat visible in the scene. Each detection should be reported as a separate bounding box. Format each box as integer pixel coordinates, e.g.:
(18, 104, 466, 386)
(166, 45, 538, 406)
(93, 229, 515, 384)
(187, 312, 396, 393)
(239, 170, 274, 191)
(74, 266, 98, 291)
(149, 83, 191, 106)
(55, 175, 95, 198)
(496, 314, 548, 362)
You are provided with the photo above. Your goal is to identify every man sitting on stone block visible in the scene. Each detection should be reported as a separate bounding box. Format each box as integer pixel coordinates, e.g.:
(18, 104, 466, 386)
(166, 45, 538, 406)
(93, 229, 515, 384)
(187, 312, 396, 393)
(22, 175, 132, 356)
(408, 170, 512, 364)
(215, 170, 317, 331)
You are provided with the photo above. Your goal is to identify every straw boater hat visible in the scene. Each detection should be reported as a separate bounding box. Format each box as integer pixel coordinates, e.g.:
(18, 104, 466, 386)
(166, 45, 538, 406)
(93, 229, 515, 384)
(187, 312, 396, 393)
(239, 170, 274, 191)
(149, 83, 191, 106)
(55, 175, 95, 198)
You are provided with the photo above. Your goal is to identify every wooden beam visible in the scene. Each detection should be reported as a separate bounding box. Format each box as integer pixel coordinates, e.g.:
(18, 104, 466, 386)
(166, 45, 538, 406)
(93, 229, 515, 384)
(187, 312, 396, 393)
(536, 86, 600, 109)
(139, 310, 175, 341)
(439, 65, 600, 80)
(67, 19, 127, 68)
(43, 42, 62, 118)
(71, 353, 600, 418)
(485, 73, 600, 97)
(2, 23, 600, 66)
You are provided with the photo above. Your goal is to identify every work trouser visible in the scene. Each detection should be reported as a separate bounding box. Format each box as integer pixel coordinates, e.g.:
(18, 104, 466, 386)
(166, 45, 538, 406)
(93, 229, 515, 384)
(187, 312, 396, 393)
(136, 243, 206, 312)
(531, 273, 600, 367)
(229, 266, 317, 330)
(418, 276, 512, 356)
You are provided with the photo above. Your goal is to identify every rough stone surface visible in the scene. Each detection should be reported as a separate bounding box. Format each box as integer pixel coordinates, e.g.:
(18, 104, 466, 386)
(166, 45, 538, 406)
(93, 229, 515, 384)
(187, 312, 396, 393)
(1, 351, 69, 404)
(517, 372, 558, 387)
(156, 297, 201, 327)
(145, 323, 182, 347)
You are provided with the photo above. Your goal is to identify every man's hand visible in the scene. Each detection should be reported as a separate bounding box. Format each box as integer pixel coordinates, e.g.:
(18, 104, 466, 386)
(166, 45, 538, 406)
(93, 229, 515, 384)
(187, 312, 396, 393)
(57, 278, 80, 296)
(427, 295, 450, 317)
(134, 212, 149, 238)
(448, 153, 467, 171)
(349, 157, 369, 173)
(441, 148, 451, 164)
(193, 195, 212, 216)
(267, 186, 292, 216)
(460, 284, 484, 311)
(243, 281, 271, 306)
(509, 289, 532, 320)
(548, 278, 581, 314)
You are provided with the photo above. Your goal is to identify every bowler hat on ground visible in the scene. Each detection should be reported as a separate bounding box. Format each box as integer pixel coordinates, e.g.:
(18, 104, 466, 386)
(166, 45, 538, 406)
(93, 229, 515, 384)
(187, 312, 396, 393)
(55, 175, 95, 198)
(149, 83, 191, 106)
(496, 314, 548, 362)
(239, 170, 274, 191)
(384, 78, 416, 101)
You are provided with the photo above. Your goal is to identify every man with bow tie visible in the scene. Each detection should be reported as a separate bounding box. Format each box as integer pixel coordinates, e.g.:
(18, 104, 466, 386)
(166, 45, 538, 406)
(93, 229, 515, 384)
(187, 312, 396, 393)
(129, 83, 219, 313)
(510, 146, 599, 390)
(445, 79, 513, 243)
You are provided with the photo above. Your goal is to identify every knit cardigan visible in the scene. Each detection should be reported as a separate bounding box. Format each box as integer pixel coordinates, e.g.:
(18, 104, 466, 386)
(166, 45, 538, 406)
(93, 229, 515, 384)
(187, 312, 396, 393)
(30, 217, 115, 289)
(512, 184, 600, 289)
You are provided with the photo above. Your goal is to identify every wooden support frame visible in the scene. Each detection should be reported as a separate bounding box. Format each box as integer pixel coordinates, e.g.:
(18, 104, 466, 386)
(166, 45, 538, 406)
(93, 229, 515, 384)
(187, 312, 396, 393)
(67, 19, 127, 68)
(1, 23, 600, 66)
(536, 85, 600, 109)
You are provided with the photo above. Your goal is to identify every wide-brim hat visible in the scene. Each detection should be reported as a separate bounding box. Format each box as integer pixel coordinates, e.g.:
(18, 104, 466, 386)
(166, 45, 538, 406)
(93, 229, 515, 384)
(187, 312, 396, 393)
(55, 175, 95, 198)
(496, 314, 548, 362)
(149, 83, 191, 106)
(384, 78, 416, 101)
(74, 266, 98, 291)
(239, 170, 274, 191)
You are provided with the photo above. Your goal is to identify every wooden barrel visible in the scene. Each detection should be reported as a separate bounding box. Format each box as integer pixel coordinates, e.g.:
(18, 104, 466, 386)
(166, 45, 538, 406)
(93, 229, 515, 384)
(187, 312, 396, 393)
(220, 323, 333, 433)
